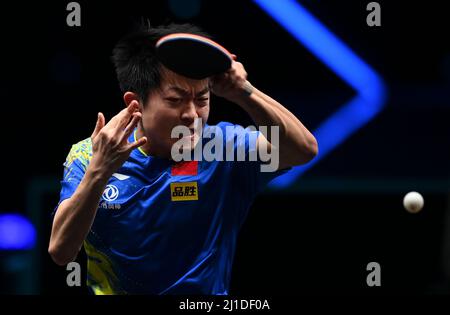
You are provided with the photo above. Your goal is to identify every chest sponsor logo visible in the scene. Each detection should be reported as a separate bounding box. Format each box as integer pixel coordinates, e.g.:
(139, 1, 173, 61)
(102, 184, 119, 201)
(100, 184, 122, 209)
(170, 182, 198, 201)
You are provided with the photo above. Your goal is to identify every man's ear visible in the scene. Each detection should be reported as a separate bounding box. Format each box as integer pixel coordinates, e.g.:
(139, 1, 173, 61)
(123, 92, 141, 109)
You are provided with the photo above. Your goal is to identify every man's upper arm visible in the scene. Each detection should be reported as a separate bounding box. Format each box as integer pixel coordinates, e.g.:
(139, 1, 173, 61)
(53, 138, 92, 216)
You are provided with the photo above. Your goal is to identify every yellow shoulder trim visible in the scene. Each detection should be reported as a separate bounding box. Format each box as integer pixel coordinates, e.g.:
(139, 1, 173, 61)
(134, 129, 148, 157)
(64, 137, 93, 171)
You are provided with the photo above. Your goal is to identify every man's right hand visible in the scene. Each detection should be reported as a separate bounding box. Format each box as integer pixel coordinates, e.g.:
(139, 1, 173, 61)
(88, 101, 147, 180)
(49, 101, 147, 266)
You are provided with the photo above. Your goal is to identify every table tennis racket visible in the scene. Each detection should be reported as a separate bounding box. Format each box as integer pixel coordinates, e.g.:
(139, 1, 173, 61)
(155, 33, 233, 80)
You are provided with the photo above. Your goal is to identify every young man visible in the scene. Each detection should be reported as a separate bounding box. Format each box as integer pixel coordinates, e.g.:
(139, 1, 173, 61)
(49, 22, 318, 294)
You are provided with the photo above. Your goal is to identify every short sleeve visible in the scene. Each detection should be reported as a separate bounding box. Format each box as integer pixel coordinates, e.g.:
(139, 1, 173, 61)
(219, 122, 291, 194)
(53, 138, 92, 215)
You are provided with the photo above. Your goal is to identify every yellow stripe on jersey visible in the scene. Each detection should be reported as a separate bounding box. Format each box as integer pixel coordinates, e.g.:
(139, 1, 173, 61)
(84, 240, 126, 295)
(64, 138, 93, 170)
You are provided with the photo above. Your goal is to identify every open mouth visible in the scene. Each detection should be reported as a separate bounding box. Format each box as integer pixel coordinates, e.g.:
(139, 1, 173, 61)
(178, 128, 196, 139)
(186, 129, 196, 139)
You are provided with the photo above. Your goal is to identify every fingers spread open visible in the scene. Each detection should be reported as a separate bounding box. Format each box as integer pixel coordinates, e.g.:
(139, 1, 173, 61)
(107, 101, 139, 131)
(91, 112, 105, 139)
(118, 101, 139, 129)
(121, 112, 142, 143)
(127, 136, 147, 152)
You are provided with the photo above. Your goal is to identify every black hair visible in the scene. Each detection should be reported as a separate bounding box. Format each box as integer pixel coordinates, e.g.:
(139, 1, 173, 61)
(111, 20, 210, 105)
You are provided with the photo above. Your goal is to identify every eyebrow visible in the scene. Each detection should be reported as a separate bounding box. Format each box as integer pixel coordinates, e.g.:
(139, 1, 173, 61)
(167, 86, 210, 97)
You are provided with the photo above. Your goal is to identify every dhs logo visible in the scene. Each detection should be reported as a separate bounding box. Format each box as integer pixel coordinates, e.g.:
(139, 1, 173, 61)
(102, 184, 119, 201)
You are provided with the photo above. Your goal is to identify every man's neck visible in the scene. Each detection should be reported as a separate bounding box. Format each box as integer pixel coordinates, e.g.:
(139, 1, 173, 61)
(135, 125, 172, 160)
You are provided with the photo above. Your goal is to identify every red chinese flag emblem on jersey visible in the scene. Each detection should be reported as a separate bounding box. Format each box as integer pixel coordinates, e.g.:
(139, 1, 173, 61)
(171, 161, 198, 176)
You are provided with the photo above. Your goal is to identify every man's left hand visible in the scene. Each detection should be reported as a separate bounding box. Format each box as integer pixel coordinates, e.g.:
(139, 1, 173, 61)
(210, 57, 253, 103)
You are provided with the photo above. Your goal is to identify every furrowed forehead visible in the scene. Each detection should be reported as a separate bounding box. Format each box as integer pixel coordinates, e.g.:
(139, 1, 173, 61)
(159, 65, 209, 94)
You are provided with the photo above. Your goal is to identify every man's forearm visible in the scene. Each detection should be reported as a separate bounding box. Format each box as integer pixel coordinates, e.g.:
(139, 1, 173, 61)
(232, 82, 318, 163)
(49, 165, 109, 265)
(49, 103, 145, 266)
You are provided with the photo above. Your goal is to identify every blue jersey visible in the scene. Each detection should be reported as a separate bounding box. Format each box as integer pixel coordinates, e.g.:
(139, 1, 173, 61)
(56, 122, 288, 295)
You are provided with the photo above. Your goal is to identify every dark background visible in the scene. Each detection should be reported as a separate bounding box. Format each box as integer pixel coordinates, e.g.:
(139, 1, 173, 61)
(0, 0, 449, 295)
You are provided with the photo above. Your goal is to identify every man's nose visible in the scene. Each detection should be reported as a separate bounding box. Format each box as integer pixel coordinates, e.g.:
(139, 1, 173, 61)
(180, 101, 198, 123)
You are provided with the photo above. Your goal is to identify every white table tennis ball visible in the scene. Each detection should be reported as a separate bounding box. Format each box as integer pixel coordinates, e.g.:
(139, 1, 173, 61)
(403, 191, 424, 213)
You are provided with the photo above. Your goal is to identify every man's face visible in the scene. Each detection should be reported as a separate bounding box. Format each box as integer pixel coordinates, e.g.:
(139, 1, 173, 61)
(141, 67, 210, 158)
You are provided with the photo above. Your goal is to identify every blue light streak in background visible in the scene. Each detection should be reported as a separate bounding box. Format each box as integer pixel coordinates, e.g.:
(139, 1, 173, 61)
(253, 0, 387, 188)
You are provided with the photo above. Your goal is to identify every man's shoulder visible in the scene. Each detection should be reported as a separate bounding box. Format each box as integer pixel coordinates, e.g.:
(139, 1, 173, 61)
(64, 137, 93, 170)
(204, 121, 245, 136)
(205, 121, 258, 142)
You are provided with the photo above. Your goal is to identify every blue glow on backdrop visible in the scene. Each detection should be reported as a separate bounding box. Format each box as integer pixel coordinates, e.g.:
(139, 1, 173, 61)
(253, 0, 387, 188)
(0, 214, 36, 250)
